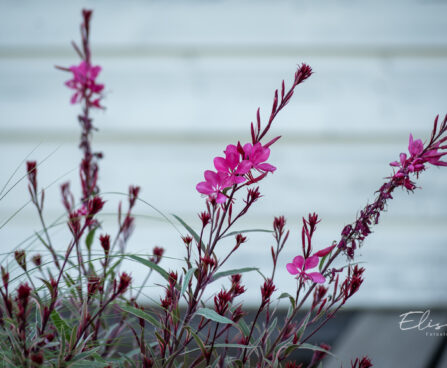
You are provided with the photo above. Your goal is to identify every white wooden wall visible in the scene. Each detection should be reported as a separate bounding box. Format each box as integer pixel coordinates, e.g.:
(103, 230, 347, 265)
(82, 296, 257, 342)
(1, 0, 447, 307)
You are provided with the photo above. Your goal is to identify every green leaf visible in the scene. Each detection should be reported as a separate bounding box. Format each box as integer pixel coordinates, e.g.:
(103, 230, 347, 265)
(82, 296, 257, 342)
(212, 267, 259, 282)
(50, 310, 70, 340)
(318, 254, 329, 272)
(127, 255, 170, 281)
(85, 227, 97, 251)
(172, 214, 205, 251)
(237, 318, 250, 337)
(195, 308, 233, 324)
(181, 267, 196, 297)
(120, 305, 162, 329)
(295, 312, 311, 342)
(222, 229, 273, 238)
(186, 327, 207, 356)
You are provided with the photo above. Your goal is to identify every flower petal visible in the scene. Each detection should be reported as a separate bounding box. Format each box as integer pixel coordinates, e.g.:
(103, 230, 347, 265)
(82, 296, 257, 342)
(286, 263, 299, 275)
(204, 170, 218, 186)
(236, 160, 252, 174)
(257, 163, 276, 172)
(216, 192, 227, 203)
(304, 256, 319, 270)
(214, 157, 228, 173)
(307, 272, 326, 284)
(292, 256, 304, 269)
(196, 182, 213, 195)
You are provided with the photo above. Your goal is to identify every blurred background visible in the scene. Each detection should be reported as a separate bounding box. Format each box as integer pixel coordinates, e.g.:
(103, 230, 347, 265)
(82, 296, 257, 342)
(1, 0, 447, 364)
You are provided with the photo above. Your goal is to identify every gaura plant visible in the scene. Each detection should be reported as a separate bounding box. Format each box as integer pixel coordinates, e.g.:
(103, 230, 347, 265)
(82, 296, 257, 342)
(1, 9, 446, 368)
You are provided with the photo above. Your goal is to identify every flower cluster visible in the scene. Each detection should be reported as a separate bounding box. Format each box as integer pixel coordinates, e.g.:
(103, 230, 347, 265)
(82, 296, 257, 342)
(390, 131, 447, 190)
(196, 142, 276, 203)
(65, 60, 104, 108)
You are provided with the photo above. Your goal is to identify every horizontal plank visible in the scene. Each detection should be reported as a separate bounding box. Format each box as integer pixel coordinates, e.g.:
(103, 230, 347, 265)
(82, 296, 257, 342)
(0, 58, 446, 135)
(1, 0, 447, 48)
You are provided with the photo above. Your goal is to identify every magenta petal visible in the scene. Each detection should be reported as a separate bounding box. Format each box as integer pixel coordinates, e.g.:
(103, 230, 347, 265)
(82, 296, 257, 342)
(304, 256, 319, 270)
(214, 157, 228, 173)
(236, 160, 252, 174)
(308, 272, 326, 284)
(243, 143, 253, 156)
(257, 163, 276, 172)
(286, 263, 299, 275)
(196, 182, 213, 195)
(233, 175, 246, 184)
(204, 170, 218, 186)
(292, 256, 304, 269)
(215, 192, 227, 203)
(258, 146, 270, 162)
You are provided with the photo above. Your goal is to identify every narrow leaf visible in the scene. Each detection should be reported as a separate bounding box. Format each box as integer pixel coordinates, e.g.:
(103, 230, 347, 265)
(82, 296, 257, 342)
(195, 308, 233, 324)
(181, 267, 196, 297)
(127, 255, 170, 281)
(222, 229, 273, 238)
(212, 267, 259, 282)
(120, 305, 162, 329)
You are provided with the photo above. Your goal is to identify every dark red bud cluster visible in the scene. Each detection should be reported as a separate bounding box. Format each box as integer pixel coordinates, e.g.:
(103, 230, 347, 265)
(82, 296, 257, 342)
(128, 185, 140, 208)
(87, 196, 105, 218)
(312, 285, 328, 309)
(17, 283, 31, 302)
(1, 266, 9, 290)
(150, 246, 164, 264)
(284, 362, 303, 368)
(200, 255, 217, 272)
(342, 266, 365, 302)
(351, 356, 373, 368)
(14, 250, 27, 271)
(246, 187, 262, 204)
(30, 352, 44, 365)
(26, 161, 37, 192)
(214, 289, 232, 315)
(230, 274, 245, 298)
(231, 305, 245, 323)
(273, 216, 286, 234)
(61, 182, 74, 212)
(87, 275, 101, 297)
(261, 278, 276, 304)
(100, 234, 110, 255)
(116, 273, 131, 295)
(32, 254, 42, 268)
(199, 211, 211, 227)
(68, 211, 82, 238)
(182, 236, 193, 246)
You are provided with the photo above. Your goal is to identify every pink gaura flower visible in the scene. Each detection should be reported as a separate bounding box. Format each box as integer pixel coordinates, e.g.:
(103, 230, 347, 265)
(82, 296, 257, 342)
(408, 134, 424, 157)
(286, 255, 325, 284)
(214, 144, 251, 184)
(242, 142, 276, 173)
(196, 170, 232, 203)
(65, 61, 104, 107)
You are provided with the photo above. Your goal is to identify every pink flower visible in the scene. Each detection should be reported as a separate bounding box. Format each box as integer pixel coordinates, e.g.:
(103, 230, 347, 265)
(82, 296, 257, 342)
(242, 142, 276, 173)
(65, 61, 104, 107)
(196, 170, 232, 203)
(214, 144, 251, 184)
(408, 134, 424, 156)
(286, 255, 325, 284)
